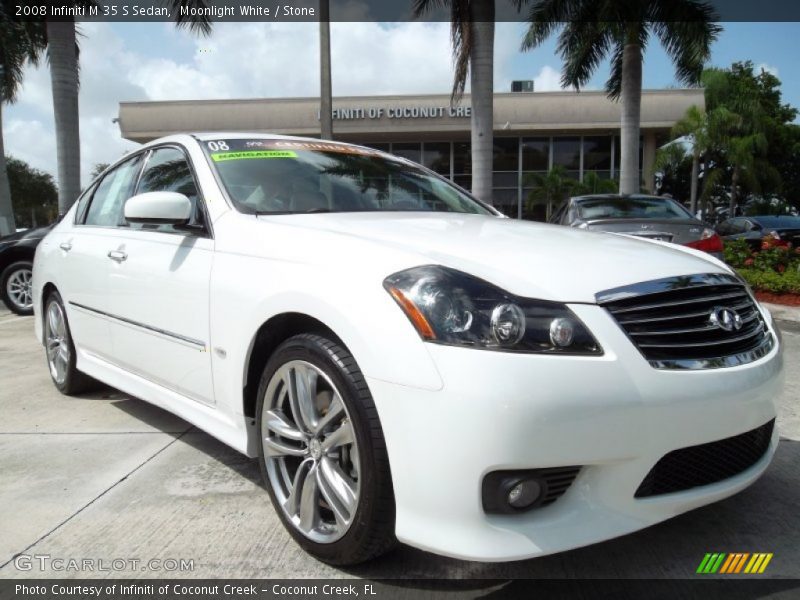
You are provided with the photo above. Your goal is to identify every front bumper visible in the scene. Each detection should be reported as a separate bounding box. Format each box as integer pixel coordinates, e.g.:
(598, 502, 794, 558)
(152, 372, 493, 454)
(369, 303, 784, 561)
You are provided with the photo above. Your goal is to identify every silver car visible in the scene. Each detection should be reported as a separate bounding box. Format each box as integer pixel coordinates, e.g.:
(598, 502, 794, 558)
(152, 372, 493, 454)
(550, 194, 723, 257)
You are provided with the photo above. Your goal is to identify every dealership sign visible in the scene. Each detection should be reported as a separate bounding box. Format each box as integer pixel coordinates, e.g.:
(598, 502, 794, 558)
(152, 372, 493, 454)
(318, 105, 472, 120)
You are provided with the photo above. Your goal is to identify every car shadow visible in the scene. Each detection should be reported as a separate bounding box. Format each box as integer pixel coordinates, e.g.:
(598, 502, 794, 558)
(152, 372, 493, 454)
(102, 386, 264, 488)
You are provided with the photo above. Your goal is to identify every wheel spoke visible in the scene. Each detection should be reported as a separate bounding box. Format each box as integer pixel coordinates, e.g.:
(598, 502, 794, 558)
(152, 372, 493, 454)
(283, 458, 312, 516)
(264, 436, 307, 457)
(264, 409, 307, 441)
(321, 419, 354, 453)
(47, 305, 59, 334)
(54, 352, 66, 381)
(287, 365, 318, 433)
(57, 345, 69, 366)
(315, 393, 344, 434)
(317, 456, 358, 525)
(298, 463, 320, 532)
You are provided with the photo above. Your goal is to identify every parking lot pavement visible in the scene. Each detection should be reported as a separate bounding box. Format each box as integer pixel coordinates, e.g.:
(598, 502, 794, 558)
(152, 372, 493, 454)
(0, 307, 798, 580)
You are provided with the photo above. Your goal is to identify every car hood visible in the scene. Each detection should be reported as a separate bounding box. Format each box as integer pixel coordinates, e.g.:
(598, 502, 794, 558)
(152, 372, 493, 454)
(256, 212, 728, 303)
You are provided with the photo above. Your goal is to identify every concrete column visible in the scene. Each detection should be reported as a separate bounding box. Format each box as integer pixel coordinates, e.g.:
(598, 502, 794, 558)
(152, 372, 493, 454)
(641, 131, 657, 193)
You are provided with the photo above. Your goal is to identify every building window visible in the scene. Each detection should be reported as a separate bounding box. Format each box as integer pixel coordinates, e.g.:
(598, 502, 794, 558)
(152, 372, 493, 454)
(392, 142, 421, 164)
(521, 137, 550, 172)
(453, 141, 471, 190)
(364, 143, 390, 152)
(552, 137, 581, 179)
(422, 142, 451, 177)
(583, 136, 611, 180)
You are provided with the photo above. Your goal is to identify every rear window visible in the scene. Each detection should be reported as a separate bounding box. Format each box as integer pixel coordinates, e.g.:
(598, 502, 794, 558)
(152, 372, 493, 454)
(576, 197, 692, 221)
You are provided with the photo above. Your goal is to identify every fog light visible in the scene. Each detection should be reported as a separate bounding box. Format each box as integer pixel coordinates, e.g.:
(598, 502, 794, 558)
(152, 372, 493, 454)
(549, 317, 575, 347)
(507, 479, 542, 509)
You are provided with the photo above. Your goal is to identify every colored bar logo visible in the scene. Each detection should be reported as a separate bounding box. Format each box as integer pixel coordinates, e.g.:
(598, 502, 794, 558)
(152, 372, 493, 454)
(696, 553, 773, 574)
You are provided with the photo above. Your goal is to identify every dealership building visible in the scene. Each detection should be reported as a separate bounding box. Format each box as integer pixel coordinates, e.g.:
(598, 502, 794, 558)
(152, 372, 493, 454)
(118, 88, 703, 218)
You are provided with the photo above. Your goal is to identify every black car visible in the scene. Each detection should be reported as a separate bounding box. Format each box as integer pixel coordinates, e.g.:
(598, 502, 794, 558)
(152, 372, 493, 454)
(0, 225, 53, 315)
(716, 215, 800, 249)
(550, 194, 724, 257)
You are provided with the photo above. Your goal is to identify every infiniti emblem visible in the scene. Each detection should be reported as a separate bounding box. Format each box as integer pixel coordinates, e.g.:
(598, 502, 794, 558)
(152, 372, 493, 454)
(709, 307, 743, 332)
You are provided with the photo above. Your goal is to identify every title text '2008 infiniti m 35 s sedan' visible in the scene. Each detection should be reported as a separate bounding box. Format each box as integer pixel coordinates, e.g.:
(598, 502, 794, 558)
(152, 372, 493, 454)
(32, 134, 784, 565)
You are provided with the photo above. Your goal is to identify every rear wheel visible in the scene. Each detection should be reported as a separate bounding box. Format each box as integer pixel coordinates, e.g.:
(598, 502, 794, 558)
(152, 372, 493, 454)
(1, 261, 34, 315)
(44, 291, 96, 395)
(256, 333, 396, 565)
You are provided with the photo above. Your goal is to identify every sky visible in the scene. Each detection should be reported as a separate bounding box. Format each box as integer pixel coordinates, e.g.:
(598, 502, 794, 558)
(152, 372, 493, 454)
(5, 21, 800, 185)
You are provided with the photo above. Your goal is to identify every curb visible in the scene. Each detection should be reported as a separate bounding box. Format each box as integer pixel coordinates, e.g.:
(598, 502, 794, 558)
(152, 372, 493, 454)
(763, 302, 800, 324)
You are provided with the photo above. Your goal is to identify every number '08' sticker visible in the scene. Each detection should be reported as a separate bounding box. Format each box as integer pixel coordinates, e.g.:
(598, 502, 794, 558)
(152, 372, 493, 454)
(207, 141, 230, 152)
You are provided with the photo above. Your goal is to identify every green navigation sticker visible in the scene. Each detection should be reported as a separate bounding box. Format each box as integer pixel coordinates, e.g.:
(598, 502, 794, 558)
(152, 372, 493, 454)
(211, 150, 297, 161)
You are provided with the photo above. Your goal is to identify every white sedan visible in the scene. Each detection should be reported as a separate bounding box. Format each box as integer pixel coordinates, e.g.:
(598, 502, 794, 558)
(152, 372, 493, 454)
(32, 133, 784, 565)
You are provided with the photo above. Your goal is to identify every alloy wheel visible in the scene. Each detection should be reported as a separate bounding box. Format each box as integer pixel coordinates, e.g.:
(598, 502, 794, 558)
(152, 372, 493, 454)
(262, 360, 360, 543)
(45, 301, 70, 385)
(6, 267, 33, 312)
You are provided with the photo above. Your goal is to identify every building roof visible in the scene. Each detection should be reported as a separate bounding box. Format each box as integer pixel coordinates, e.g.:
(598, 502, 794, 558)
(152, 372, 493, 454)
(119, 88, 705, 143)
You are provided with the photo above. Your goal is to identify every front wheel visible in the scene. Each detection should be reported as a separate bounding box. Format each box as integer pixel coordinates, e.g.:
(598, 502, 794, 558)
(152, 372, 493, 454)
(1, 261, 34, 315)
(255, 333, 396, 565)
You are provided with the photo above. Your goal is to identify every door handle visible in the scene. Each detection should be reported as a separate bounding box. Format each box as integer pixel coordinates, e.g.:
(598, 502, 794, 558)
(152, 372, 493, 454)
(59, 242, 72, 252)
(107, 250, 128, 263)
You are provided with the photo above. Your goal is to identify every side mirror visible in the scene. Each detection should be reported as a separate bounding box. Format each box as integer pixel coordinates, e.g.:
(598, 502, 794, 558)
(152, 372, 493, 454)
(124, 192, 191, 225)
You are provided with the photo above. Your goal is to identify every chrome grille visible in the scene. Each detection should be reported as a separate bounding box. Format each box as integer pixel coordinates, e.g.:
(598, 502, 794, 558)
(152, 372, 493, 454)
(596, 273, 774, 370)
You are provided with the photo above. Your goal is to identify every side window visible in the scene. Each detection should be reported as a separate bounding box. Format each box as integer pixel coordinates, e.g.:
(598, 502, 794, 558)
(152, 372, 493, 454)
(83, 156, 142, 227)
(74, 182, 98, 224)
(131, 147, 203, 233)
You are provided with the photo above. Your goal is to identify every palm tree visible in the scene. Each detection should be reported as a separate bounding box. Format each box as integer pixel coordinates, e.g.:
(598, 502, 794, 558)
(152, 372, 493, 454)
(525, 165, 581, 220)
(669, 105, 707, 214)
(319, 0, 332, 140)
(0, 11, 46, 235)
(414, 0, 518, 205)
(521, 0, 720, 196)
(46, 2, 211, 215)
(577, 171, 618, 195)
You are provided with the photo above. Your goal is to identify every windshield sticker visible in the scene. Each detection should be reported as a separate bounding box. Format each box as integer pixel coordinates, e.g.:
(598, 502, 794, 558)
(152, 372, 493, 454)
(242, 140, 383, 156)
(210, 150, 298, 162)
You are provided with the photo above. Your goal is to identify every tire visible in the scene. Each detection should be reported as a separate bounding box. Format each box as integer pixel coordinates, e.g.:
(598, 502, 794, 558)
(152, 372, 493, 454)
(256, 333, 396, 565)
(43, 291, 97, 395)
(1, 261, 34, 315)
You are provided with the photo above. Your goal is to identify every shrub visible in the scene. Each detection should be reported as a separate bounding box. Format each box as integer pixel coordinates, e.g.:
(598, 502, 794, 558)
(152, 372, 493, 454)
(723, 238, 752, 269)
(737, 268, 800, 294)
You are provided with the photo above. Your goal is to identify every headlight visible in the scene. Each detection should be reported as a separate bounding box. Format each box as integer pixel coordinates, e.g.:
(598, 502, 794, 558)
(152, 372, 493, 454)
(383, 265, 602, 355)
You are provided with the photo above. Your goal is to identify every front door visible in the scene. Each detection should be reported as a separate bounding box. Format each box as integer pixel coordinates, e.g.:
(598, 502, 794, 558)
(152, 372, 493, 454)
(103, 146, 215, 405)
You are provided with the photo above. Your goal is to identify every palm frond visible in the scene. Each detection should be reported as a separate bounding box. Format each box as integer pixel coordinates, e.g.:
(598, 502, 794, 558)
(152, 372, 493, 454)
(649, 1, 721, 87)
(520, 0, 580, 50)
(558, 21, 612, 89)
(0, 4, 47, 103)
(169, 0, 212, 36)
(411, 0, 450, 18)
(449, 0, 470, 103)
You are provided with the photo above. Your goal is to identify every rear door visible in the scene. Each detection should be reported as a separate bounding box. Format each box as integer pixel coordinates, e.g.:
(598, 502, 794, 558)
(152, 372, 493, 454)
(54, 155, 143, 360)
(102, 145, 216, 405)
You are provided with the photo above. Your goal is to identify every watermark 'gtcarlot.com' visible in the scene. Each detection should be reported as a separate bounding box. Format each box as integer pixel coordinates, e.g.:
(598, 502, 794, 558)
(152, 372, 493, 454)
(13, 554, 195, 573)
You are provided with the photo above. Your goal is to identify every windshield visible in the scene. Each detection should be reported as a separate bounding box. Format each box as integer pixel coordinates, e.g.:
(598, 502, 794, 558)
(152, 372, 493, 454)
(202, 138, 493, 216)
(576, 197, 693, 221)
